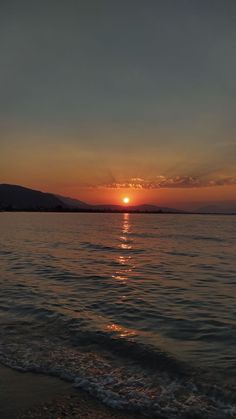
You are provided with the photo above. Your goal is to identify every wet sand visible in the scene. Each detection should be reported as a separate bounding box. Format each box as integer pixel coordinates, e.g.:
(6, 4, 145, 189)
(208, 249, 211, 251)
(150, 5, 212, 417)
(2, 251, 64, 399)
(0, 364, 143, 419)
(0, 364, 71, 418)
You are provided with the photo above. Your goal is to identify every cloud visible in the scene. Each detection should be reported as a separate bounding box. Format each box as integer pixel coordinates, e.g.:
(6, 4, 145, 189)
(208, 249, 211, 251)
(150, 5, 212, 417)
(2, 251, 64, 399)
(98, 175, 236, 189)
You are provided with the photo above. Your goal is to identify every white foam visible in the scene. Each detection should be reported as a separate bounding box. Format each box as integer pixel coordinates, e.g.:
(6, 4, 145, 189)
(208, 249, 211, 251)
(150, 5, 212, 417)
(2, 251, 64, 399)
(0, 340, 235, 418)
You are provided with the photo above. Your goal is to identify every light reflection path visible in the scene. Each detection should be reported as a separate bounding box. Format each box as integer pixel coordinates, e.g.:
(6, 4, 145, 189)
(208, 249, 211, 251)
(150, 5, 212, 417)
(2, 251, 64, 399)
(109, 214, 138, 338)
(112, 213, 135, 283)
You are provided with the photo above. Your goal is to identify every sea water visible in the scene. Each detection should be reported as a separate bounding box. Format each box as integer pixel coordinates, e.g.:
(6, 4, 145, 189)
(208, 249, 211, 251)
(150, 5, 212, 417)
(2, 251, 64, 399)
(0, 213, 235, 418)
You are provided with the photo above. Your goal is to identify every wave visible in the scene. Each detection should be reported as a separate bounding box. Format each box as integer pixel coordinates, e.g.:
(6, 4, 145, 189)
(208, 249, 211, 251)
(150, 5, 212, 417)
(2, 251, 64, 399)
(80, 241, 145, 254)
(192, 235, 224, 242)
(0, 312, 235, 418)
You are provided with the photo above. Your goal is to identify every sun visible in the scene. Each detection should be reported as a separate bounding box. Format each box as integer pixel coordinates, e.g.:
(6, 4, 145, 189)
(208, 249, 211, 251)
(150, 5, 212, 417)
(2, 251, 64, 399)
(122, 197, 130, 204)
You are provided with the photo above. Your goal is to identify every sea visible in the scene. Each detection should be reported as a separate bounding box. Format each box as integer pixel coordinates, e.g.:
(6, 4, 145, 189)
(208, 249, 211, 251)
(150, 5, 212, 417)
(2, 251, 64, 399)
(0, 212, 235, 418)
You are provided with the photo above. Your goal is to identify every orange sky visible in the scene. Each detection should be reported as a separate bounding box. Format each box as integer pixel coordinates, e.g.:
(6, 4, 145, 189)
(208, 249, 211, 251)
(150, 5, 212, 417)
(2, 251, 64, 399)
(1, 130, 236, 210)
(0, 136, 234, 209)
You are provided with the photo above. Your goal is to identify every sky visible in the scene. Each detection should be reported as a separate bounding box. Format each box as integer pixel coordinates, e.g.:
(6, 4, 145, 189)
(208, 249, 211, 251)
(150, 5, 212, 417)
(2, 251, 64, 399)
(1, 0, 236, 209)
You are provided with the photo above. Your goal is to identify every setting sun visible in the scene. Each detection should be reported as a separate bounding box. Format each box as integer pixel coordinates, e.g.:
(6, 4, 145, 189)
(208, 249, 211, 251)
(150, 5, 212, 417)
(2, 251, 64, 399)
(122, 197, 130, 204)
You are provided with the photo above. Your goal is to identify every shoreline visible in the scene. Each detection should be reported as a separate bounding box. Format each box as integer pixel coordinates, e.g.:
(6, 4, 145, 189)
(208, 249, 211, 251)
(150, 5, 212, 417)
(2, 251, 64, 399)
(0, 364, 143, 419)
(1, 210, 236, 215)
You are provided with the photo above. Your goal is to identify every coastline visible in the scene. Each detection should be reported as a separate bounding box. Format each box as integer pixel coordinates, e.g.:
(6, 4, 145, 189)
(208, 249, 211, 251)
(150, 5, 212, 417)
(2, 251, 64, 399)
(1, 209, 236, 215)
(0, 364, 143, 419)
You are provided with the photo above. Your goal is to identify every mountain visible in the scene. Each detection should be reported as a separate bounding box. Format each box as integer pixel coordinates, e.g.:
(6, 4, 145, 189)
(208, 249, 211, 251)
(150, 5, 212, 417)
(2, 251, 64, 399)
(94, 204, 183, 213)
(55, 194, 90, 209)
(1, 183, 235, 214)
(0, 183, 183, 213)
(0, 184, 64, 210)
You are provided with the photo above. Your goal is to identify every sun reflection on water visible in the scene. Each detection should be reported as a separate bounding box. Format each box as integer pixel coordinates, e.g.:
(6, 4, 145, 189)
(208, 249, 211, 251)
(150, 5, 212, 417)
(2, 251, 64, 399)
(106, 323, 136, 338)
(112, 213, 135, 283)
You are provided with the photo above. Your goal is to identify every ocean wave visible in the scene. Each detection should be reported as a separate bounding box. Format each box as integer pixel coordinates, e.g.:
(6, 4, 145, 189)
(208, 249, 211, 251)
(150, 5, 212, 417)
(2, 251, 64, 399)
(80, 241, 145, 254)
(192, 235, 224, 242)
(0, 315, 235, 418)
(0, 341, 235, 418)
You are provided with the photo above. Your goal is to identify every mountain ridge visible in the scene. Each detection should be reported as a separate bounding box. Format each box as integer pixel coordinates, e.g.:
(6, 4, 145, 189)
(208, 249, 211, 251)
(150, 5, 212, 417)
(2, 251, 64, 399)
(0, 184, 63, 210)
(2, 183, 235, 214)
(0, 183, 183, 213)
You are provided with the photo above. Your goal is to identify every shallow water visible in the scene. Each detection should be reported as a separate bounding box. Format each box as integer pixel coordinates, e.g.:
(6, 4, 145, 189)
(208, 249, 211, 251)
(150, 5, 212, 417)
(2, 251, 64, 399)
(0, 213, 236, 418)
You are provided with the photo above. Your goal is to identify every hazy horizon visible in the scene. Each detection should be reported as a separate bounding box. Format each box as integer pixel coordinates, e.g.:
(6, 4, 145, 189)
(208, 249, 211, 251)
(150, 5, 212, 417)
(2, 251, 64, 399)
(1, 181, 236, 212)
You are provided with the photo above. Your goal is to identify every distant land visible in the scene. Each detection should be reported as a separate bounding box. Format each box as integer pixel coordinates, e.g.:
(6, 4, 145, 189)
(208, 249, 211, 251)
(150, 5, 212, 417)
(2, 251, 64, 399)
(0, 184, 183, 213)
(0, 184, 235, 214)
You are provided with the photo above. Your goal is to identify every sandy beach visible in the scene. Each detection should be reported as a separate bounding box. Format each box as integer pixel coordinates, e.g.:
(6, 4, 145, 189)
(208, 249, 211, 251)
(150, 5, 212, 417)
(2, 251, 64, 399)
(0, 364, 143, 419)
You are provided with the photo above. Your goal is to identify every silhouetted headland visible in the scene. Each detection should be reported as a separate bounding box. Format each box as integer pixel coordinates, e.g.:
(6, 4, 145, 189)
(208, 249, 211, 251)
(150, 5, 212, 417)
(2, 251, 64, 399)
(0, 184, 185, 213)
(1, 184, 236, 214)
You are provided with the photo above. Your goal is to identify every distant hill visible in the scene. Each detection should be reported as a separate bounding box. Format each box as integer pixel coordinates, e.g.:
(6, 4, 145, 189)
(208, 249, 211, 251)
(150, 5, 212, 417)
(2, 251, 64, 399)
(0, 183, 183, 213)
(0, 184, 64, 210)
(5, 183, 235, 214)
(94, 203, 184, 213)
(55, 194, 90, 209)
